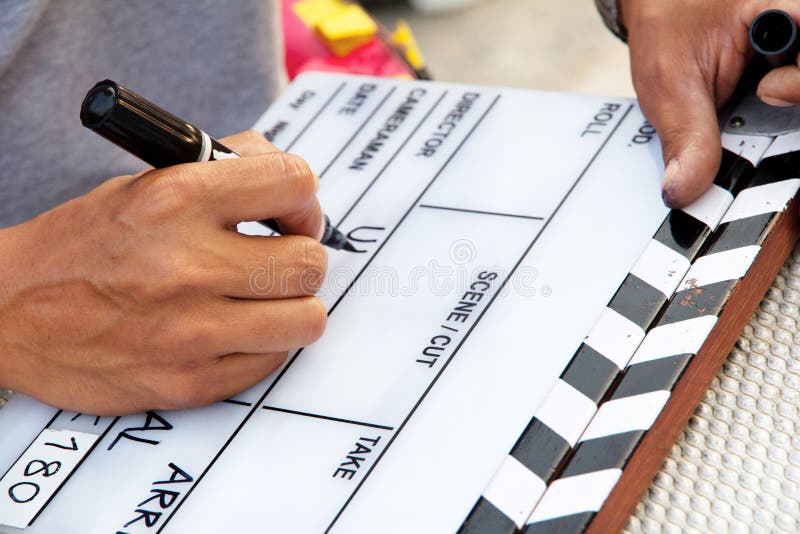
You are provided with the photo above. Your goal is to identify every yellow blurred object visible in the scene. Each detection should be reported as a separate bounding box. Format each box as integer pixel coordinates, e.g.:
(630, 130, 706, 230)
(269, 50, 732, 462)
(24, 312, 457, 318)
(293, 0, 347, 28)
(391, 20, 426, 71)
(320, 34, 370, 56)
(294, 0, 379, 57)
(291, 0, 425, 72)
(316, 4, 378, 56)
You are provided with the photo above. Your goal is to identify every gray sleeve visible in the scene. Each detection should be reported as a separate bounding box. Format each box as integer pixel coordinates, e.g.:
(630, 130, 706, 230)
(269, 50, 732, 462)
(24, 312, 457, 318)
(595, 0, 628, 42)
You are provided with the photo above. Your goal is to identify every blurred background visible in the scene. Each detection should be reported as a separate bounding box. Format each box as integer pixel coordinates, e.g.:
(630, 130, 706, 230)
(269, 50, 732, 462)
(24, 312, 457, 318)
(366, 0, 635, 96)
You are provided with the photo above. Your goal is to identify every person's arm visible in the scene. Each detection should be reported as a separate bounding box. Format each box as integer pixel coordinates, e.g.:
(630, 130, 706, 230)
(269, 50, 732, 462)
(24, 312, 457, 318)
(0, 130, 328, 415)
(605, 0, 800, 207)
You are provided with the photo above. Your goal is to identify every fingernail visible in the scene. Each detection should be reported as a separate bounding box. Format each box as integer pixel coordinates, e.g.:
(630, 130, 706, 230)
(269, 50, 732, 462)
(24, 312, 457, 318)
(662, 159, 680, 208)
(759, 95, 794, 107)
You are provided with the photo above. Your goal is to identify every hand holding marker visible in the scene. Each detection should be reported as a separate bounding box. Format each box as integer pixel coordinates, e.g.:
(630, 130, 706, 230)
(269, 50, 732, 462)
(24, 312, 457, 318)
(80, 80, 356, 252)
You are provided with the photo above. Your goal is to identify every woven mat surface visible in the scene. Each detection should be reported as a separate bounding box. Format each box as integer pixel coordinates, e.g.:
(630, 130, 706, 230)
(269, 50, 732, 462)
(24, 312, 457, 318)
(3, 244, 800, 532)
(624, 241, 800, 533)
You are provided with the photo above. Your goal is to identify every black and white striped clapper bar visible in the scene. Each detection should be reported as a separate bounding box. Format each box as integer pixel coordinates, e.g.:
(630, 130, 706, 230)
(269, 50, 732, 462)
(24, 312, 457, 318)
(461, 158, 800, 533)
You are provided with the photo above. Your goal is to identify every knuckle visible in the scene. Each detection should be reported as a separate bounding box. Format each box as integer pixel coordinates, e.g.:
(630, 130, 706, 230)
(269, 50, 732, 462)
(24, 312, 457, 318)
(294, 237, 328, 293)
(97, 174, 135, 195)
(255, 352, 288, 378)
(241, 129, 272, 152)
(128, 167, 203, 220)
(273, 152, 317, 200)
(169, 321, 214, 353)
(118, 276, 165, 304)
(270, 351, 290, 368)
(161, 166, 207, 205)
(637, 55, 678, 88)
(300, 297, 327, 343)
(157, 371, 209, 410)
(658, 124, 685, 145)
(242, 129, 264, 146)
(659, 126, 709, 158)
(657, 134, 686, 162)
(155, 312, 213, 354)
(122, 251, 202, 303)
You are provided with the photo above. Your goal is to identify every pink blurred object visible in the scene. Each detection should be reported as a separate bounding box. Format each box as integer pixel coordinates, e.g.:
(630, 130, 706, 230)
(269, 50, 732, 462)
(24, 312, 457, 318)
(282, 0, 415, 80)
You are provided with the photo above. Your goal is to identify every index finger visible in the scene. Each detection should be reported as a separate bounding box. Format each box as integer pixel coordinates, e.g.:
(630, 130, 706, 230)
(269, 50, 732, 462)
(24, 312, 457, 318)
(218, 131, 323, 238)
(159, 151, 324, 239)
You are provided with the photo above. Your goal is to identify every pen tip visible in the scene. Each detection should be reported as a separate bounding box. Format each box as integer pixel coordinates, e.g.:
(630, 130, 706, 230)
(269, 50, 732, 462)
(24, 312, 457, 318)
(342, 241, 359, 253)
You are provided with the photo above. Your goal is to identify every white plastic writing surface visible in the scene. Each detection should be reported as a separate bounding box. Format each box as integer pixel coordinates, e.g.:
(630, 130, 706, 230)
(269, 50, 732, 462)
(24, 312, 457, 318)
(0, 73, 667, 532)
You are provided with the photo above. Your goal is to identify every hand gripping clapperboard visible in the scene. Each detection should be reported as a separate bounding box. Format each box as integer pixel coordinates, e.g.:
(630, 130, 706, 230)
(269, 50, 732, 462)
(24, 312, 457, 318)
(3, 14, 800, 534)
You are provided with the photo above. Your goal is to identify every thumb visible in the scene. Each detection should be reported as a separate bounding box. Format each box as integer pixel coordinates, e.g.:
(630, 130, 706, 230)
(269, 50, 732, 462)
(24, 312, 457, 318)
(638, 76, 722, 209)
(757, 65, 800, 106)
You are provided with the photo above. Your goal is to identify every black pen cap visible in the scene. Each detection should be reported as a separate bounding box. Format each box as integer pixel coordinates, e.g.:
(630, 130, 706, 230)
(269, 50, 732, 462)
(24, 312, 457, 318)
(80, 80, 205, 168)
(750, 10, 800, 68)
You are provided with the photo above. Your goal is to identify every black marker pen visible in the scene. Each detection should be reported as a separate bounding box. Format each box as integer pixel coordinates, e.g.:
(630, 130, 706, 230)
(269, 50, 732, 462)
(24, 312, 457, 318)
(80, 79, 356, 252)
(750, 9, 800, 68)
